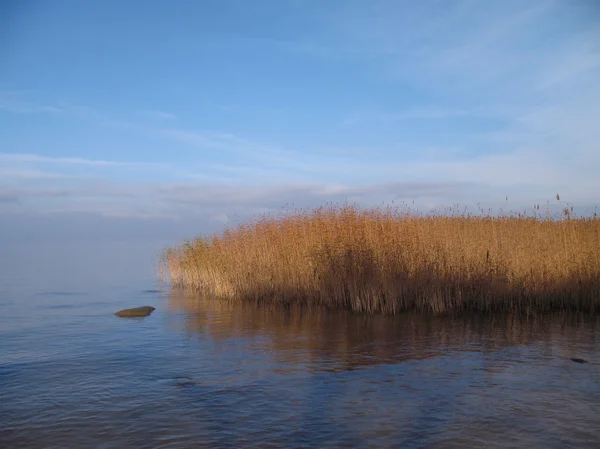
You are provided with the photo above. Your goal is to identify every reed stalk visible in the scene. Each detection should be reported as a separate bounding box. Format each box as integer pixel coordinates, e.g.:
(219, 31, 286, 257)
(161, 205, 600, 314)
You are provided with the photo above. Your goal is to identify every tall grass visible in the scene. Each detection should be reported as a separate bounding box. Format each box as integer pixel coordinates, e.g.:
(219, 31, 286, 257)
(161, 205, 600, 314)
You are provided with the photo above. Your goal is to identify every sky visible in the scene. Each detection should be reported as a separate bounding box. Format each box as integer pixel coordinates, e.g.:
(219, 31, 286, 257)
(1, 0, 600, 242)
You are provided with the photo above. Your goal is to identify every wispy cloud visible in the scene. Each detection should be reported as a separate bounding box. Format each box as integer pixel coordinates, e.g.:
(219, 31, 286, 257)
(0, 153, 167, 168)
(2, 0, 599, 238)
(136, 109, 177, 120)
(155, 127, 314, 172)
(535, 31, 600, 91)
(342, 106, 472, 126)
(0, 99, 64, 114)
(0, 167, 68, 180)
(0, 89, 64, 112)
(0, 178, 477, 219)
(284, 0, 599, 100)
(0, 192, 19, 203)
(0, 187, 71, 199)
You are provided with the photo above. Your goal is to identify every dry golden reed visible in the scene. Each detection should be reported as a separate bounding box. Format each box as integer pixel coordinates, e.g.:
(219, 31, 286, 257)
(161, 205, 600, 315)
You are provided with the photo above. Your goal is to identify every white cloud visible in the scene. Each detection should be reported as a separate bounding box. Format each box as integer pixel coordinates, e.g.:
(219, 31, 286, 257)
(136, 109, 177, 120)
(155, 128, 319, 174)
(0, 167, 67, 179)
(0, 152, 167, 168)
(0, 192, 18, 203)
(535, 29, 600, 91)
(283, 0, 599, 102)
(0, 177, 565, 220)
(342, 107, 472, 126)
(2, 0, 599, 231)
(0, 99, 64, 114)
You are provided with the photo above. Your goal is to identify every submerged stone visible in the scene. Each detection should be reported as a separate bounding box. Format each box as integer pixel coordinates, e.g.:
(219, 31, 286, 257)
(570, 357, 588, 364)
(114, 306, 156, 318)
(173, 376, 201, 387)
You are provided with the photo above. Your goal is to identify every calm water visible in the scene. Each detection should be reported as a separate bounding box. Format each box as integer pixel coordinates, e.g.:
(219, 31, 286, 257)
(1, 241, 599, 448)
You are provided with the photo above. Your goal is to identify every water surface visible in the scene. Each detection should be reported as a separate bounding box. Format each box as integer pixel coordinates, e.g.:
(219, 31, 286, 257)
(1, 242, 599, 448)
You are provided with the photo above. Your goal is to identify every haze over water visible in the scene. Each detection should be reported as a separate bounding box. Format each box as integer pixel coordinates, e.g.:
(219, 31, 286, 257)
(1, 241, 599, 448)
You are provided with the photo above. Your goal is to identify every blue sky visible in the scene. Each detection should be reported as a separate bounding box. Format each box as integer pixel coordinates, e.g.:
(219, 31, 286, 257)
(1, 0, 600, 240)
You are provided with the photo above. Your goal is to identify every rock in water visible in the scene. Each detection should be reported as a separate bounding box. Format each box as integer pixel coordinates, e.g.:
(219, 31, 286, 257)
(114, 306, 156, 317)
(570, 357, 588, 364)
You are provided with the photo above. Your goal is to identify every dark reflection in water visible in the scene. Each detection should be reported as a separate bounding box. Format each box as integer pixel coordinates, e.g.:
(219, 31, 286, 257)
(166, 293, 600, 448)
(2, 286, 600, 448)
(169, 292, 599, 372)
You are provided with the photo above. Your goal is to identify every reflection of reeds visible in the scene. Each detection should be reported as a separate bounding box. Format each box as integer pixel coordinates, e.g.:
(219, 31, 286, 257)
(162, 205, 600, 314)
(169, 293, 599, 372)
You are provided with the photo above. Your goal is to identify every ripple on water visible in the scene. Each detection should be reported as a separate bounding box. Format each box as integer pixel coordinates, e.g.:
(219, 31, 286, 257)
(1, 291, 599, 448)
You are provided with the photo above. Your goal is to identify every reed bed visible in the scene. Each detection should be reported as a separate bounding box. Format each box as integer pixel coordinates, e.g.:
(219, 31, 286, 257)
(161, 205, 600, 315)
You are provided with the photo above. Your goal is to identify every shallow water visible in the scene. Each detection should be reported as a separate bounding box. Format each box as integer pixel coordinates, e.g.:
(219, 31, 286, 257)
(1, 242, 599, 448)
